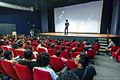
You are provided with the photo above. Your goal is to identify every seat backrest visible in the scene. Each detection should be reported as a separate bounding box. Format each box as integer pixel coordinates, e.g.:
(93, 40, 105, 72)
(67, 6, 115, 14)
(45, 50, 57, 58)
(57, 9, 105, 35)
(70, 52, 80, 59)
(48, 49, 56, 56)
(66, 59, 77, 70)
(87, 49, 96, 58)
(33, 68, 52, 80)
(0, 61, 6, 74)
(111, 46, 118, 52)
(93, 45, 100, 51)
(65, 46, 72, 52)
(1, 60, 19, 80)
(14, 49, 24, 57)
(60, 50, 69, 59)
(116, 48, 120, 57)
(50, 56, 64, 72)
(75, 47, 84, 52)
(1, 46, 8, 52)
(14, 63, 33, 80)
(37, 48, 46, 53)
(55, 45, 61, 50)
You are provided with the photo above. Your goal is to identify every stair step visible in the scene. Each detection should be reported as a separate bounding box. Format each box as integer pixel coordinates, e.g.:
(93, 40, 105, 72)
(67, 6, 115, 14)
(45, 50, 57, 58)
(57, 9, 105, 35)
(100, 44, 108, 46)
(98, 38, 108, 40)
(100, 46, 107, 49)
(99, 41, 107, 43)
(99, 49, 106, 52)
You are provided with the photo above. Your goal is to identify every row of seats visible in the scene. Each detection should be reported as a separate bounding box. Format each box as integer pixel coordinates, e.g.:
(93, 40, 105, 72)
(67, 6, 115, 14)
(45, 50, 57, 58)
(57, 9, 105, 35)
(111, 46, 120, 62)
(0, 60, 53, 80)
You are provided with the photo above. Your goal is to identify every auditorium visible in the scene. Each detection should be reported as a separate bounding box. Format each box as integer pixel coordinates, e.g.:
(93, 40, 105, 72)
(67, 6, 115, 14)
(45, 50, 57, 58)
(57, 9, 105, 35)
(0, 0, 120, 80)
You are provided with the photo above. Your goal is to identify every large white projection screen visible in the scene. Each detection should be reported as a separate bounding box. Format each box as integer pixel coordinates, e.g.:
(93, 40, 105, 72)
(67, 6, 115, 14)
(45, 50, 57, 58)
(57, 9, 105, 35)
(54, 1, 103, 33)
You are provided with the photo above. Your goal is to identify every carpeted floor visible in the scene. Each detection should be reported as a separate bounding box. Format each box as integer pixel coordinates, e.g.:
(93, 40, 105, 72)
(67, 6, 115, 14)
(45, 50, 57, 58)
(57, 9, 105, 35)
(93, 53, 120, 80)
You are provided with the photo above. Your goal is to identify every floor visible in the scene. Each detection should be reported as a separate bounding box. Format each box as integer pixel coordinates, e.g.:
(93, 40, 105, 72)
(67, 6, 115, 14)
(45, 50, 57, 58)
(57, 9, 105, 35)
(93, 53, 120, 80)
(0, 52, 120, 80)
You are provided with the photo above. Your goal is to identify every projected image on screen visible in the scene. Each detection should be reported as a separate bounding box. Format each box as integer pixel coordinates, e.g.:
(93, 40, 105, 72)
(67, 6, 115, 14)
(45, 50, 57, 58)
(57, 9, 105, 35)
(54, 1, 103, 33)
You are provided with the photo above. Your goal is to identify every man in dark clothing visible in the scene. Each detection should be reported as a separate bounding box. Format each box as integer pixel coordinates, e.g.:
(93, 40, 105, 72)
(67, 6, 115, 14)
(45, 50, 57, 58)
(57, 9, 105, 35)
(17, 49, 37, 72)
(64, 19, 69, 35)
(70, 53, 96, 80)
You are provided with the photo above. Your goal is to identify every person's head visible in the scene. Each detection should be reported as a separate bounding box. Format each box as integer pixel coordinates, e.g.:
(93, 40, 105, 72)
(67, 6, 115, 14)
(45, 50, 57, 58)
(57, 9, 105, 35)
(109, 39, 112, 42)
(24, 49, 32, 60)
(61, 46, 65, 51)
(86, 42, 90, 45)
(27, 46, 33, 52)
(4, 50, 13, 60)
(57, 41, 61, 45)
(12, 43, 18, 49)
(65, 19, 68, 22)
(37, 52, 50, 67)
(95, 39, 99, 42)
(0, 48, 3, 56)
(18, 42, 23, 48)
(41, 43, 45, 47)
(26, 41, 30, 46)
(6, 41, 10, 45)
(74, 53, 89, 68)
(50, 43, 55, 49)
(66, 42, 70, 46)
(77, 43, 80, 47)
(55, 50, 60, 57)
(71, 48, 76, 52)
(57, 71, 79, 80)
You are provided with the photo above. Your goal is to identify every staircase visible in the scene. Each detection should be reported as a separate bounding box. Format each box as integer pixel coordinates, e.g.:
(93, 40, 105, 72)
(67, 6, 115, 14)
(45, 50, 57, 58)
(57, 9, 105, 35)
(98, 38, 108, 52)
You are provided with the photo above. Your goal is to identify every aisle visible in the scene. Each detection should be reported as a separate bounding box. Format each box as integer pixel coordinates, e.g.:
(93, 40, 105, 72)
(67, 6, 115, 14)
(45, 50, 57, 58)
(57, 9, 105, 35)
(93, 53, 120, 80)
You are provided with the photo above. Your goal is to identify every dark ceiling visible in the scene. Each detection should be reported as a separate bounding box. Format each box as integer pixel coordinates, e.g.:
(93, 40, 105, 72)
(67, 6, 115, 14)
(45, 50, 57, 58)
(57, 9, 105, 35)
(0, 0, 100, 10)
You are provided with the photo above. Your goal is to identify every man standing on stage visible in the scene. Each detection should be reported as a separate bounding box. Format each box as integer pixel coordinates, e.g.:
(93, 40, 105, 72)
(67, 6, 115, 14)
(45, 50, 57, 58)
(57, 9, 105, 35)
(64, 19, 69, 35)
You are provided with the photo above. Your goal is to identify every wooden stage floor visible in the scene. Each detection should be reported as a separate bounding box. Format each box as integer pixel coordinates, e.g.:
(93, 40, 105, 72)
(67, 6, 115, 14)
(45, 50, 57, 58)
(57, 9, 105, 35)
(38, 32, 119, 38)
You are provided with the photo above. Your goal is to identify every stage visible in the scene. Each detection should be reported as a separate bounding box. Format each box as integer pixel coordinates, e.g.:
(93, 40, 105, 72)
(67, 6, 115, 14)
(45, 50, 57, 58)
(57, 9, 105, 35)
(38, 32, 119, 38)
(37, 32, 119, 44)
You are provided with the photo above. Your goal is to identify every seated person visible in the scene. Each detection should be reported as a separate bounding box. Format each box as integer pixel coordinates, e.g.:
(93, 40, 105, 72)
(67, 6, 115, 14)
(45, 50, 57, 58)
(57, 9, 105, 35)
(70, 53, 96, 80)
(3, 50, 20, 66)
(84, 42, 92, 52)
(0, 48, 3, 60)
(34, 52, 58, 80)
(4, 50, 14, 61)
(94, 39, 100, 46)
(17, 49, 38, 72)
(37, 43, 48, 52)
(106, 39, 115, 53)
(15, 42, 26, 51)
(57, 71, 79, 80)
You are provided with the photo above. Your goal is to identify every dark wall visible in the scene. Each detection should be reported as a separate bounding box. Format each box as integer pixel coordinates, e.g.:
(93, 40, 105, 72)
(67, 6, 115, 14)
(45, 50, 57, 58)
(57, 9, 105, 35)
(0, 8, 41, 35)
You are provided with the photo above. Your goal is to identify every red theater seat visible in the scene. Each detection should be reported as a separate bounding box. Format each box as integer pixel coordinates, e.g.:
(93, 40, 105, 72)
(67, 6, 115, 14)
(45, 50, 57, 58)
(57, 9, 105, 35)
(14, 63, 33, 80)
(66, 59, 77, 70)
(50, 56, 64, 72)
(1, 60, 19, 80)
(33, 68, 52, 80)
